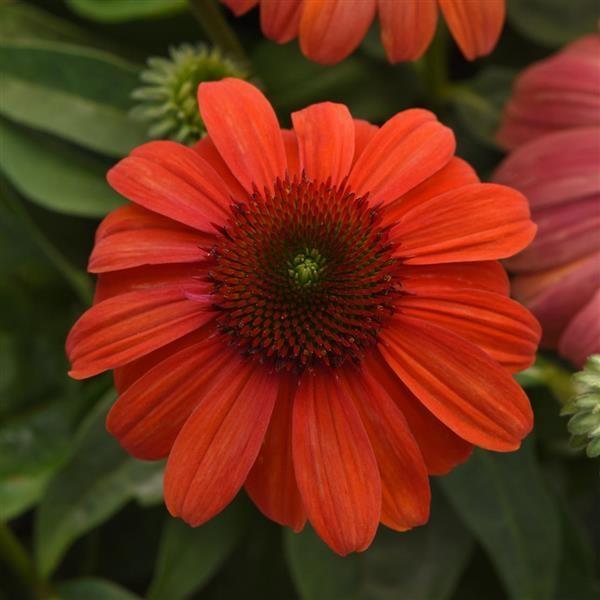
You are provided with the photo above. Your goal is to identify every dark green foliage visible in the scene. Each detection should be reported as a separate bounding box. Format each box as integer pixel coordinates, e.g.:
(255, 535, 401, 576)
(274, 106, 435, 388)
(0, 2, 598, 599)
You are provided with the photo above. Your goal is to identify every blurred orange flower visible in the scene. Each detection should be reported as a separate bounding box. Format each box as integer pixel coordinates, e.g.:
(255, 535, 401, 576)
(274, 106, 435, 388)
(221, 0, 505, 64)
(67, 79, 538, 555)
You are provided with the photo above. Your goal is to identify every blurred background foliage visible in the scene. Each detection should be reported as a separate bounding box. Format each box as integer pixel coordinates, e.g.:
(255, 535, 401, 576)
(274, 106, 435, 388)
(0, 1, 599, 599)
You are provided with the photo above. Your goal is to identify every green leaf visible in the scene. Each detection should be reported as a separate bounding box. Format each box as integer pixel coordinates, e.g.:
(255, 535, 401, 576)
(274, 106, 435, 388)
(0, 279, 98, 519)
(0, 40, 147, 157)
(0, 380, 89, 520)
(66, 0, 187, 23)
(450, 67, 516, 149)
(286, 491, 471, 600)
(252, 41, 415, 123)
(0, 2, 104, 47)
(508, 0, 600, 47)
(34, 391, 165, 577)
(253, 41, 365, 115)
(0, 470, 52, 522)
(57, 578, 141, 600)
(440, 441, 561, 600)
(285, 525, 361, 600)
(357, 491, 472, 600)
(148, 503, 244, 600)
(555, 505, 600, 600)
(0, 118, 123, 218)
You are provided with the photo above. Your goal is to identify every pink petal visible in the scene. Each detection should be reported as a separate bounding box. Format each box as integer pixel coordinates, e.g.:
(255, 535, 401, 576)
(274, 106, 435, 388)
(498, 35, 600, 149)
(512, 252, 600, 347)
(559, 291, 600, 367)
(494, 128, 600, 212)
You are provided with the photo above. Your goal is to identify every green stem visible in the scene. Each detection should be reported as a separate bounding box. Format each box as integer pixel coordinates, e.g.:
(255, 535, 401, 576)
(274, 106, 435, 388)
(2, 181, 93, 306)
(516, 355, 574, 406)
(0, 522, 47, 599)
(188, 0, 249, 67)
(419, 25, 450, 109)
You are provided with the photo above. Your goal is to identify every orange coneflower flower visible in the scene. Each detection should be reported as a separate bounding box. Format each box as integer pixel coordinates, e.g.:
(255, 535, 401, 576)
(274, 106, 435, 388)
(67, 79, 539, 555)
(221, 0, 505, 64)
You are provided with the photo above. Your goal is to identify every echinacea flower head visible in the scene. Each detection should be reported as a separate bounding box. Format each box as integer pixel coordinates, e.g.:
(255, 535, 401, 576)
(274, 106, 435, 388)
(131, 44, 248, 145)
(494, 129, 600, 367)
(67, 79, 539, 555)
(221, 0, 505, 64)
(494, 34, 600, 368)
(562, 355, 600, 458)
(497, 34, 600, 150)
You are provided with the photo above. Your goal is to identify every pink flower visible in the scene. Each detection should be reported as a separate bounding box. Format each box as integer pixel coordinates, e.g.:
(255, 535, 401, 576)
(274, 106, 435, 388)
(497, 35, 600, 150)
(494, 34, 600, 367)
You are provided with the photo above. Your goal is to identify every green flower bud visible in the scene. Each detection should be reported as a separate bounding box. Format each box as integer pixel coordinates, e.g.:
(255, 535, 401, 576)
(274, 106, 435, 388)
(561, 355, 600, 458)
(131, 44, 248, 145)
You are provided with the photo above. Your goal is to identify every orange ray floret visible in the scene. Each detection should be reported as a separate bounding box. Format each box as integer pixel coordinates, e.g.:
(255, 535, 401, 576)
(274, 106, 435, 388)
(67, 78, 538, 556)
(221, 0, 505, 64)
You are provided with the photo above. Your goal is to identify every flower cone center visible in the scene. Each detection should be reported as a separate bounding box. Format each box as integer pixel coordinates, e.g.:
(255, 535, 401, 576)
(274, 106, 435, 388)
(210, 175, 397, 371)
(289, 249, 326, 287)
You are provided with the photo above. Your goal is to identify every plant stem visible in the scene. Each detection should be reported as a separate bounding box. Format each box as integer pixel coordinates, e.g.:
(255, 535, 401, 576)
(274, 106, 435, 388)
(517, 356, 575, 406)
(2, 180, 93, 306)
(188, 0, 249, 67)
(0, 522, 47, 599)
(419, 25, 450, 109)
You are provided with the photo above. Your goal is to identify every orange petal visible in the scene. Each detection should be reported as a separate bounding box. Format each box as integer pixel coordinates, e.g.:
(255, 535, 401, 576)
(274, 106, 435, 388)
(292, 102, 355, 185)
(245, 372, 306, 532)
(220, 0, 258, 16)
(299, 0, 376, 64)
(349, 109, 455, 206)
(107, 141, 230, 233)
(107, 335, 233, 459)
(396, 261, 510, 296)
(340, 365, 430, 531)
(112, 326, 214, 393)
(67, 285, 214, 379)
(378, 0, 438, 62)
(293, 370, 381, 555)
(353, 119, 378, 164)
(164, 360, 278, 526)
(398, 288, 541, 372)
(198, 79, 286, 194)
(380, 315, 533, 451)
(94, 264, 208, 304)
(391, 183, 536, 264)
(281, 129, 301, 178)
(89, 205, 211, 273)
(260, 0, 302, 43)
(383, 156, 478, 226)
(192, 136, 248, 200)
(364, 349, 473, 475)
(439, 0, 505, 60)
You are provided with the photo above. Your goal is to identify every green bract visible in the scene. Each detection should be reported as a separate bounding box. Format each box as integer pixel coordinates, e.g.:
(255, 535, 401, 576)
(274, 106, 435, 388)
(562, 355, 600, 458)
(131, 44, 248, 145)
